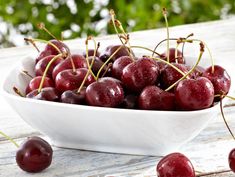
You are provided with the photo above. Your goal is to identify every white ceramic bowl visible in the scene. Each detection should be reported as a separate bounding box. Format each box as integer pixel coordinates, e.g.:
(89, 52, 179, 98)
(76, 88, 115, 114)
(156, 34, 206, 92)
(1, 51, 232, 156)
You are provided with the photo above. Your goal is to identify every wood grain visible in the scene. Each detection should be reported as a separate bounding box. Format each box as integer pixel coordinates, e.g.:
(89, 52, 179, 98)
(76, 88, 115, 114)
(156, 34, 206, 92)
(0, 17, 235, 176)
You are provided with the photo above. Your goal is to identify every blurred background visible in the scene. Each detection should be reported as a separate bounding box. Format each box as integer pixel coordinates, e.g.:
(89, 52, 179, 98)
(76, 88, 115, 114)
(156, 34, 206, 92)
(0, 0, 235, 48)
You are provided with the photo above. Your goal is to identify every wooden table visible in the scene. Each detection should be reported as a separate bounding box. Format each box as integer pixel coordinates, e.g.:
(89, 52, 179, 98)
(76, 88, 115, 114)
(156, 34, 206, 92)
(1, 18, 235, 177)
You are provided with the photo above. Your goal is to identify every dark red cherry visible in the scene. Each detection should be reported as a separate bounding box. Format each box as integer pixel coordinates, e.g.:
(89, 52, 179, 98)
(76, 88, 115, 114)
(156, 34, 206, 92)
(55, 68, 95, 92)
(25, 76, 54, 94)
(229, 148, 235, 173)
(175, 77, 214, 110)
(186, 65, 205, 78)
(26, 87, 60, 102)
(61, 88, 86, 104)
(161, 48, 185, 64)
(35, 40, 69, 63)
(203, 65, 231, 97)
(120, 94, 138, 109)
(52, 54, 87, 80)
(112, 56, 133, 80)
(87, 56, 108, 75)
(86, 77, 124, 107)
(35, 55, 63, 78)
(139, 86, 175, 110)
(99, 45, 130, 63)
(122, 57, 159, 93)
(160, 63, 189, 90)
(82, 49, 100, 58)
(157, 152, 195, 177)
(16, 136, 53, 173)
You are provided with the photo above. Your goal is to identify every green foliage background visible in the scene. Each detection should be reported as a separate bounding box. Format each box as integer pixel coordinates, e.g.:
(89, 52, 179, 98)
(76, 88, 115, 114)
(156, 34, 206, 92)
(0, 0, 235, 48)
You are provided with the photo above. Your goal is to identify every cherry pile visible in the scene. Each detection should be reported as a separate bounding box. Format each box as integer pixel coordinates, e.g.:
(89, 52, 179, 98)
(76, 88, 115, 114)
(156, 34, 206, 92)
(19, 38, 231, 112)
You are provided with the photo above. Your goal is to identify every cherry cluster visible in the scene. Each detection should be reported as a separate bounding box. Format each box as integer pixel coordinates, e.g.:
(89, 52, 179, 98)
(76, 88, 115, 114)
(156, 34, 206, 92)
(21, 38, 231, 112)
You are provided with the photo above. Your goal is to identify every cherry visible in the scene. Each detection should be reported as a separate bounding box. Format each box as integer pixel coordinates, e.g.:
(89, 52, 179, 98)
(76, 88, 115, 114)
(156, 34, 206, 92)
(203, 65, 231, 98)
(35, 55, 63, 78)
(175, 77, 214, 110)
(52, 54, 87, 80)
(61, 87, 86, 104)
(83, 49, 100, 58)
(186, 65, 205, 78)
(157, 152, 195, 177)
(87, 56, 108, 75)
(86, 77, 124, 107)
(26, 87, 60, 102)
(36, 39, 69, 63)
(112, 56, 133, 80)
(139, 86, 175, 110)
(121, 57, 159, 93)
(16, 136, 53, 173)
(25, 76, 54, 94)
(229, 148, 235, 173)
(120, 94, 138, 109)
(55, 68, 95, 92)
(99, 45, 130, 63)
(160, 63, 189, 90)
(160, 48, 185, 64)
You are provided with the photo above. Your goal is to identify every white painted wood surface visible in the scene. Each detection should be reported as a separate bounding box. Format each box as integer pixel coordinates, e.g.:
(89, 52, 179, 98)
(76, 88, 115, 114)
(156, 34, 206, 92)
(1, 18, 235, 176)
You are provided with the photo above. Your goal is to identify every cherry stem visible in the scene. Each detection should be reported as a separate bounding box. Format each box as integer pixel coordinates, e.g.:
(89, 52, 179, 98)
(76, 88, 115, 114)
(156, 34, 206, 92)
(0, 131, 19, 148)
(84, 36, 97, 79)
(24, 38, 64, 57)
(21, 70, 33, 79)
(13, 86, 25, 97)
(181, 33, 194, 59)
(109, 9, 133, 60)
(37, 22, 58, 41)
(220, 98, 235, 141)
(165, 42, 205, 92)
(38, 54, 63, 93)
(24, 38, 40, 52)
(146, 56, 187, 77)
(129, 45, 161, 57)
(190, 38, 214, 73)
(162, 8, 170, 63)
(215, 94, 235, 101)
(96, 44, 124, 79)
(77, 37, 97, 93)
(101, 63, 112, 78)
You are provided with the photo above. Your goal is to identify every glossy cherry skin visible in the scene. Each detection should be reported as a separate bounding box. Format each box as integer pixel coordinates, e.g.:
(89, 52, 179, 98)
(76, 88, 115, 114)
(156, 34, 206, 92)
(122, 57, 159, 93)
(52, 54, 87, 80)
(61, 87, 86, 104)
(203, 65, 231, 97)
(26, 87, 60, 102)
(82, 49, 100, 58)
(175, 77, 214, 110)
(55, 68, 95, 92)
(16, 136, 53, 173)
(36, 39, 69, 63)
(160, 63, 189, 90)
(35, 55, 63, 78)
(186, 65, 205, 78)
(25, 76, 54, 94)
(138, 86, 175, 110)
(157, 152, 195, 177)
(99, 45, 130, 63)
(229, 148, 235, 173)
(161, 48, 185, 64)
(86, 77, 124, 107)
(112, 56, 133, 80)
